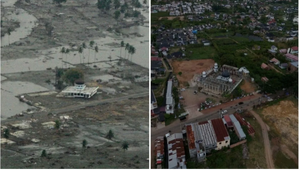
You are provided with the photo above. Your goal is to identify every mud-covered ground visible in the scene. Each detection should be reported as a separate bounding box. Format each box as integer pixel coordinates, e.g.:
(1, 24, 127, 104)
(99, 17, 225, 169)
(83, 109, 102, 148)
(1, 97, 149, 169)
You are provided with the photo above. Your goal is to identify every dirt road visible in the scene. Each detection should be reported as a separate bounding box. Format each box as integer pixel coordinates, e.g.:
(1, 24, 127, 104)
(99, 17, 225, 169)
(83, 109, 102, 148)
(249, 110, 275, 169)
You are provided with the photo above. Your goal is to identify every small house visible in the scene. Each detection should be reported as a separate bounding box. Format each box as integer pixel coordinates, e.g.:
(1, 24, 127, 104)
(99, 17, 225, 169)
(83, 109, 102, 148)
(269, 58, 280, 65)
(261, 77, 269, 83)
(261, 63, 269, 69)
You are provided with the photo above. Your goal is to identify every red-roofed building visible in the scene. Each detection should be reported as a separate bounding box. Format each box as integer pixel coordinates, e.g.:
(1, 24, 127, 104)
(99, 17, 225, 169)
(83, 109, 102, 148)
(155, 136, 164, 165)
(224, 115, 233, 128)
(261, 77, 269, 83)
(166, 133, 187, 169)
(291, 46, 298, 54)
(269, 58, 280, 65)
(211, 118, 230, 150)
(261, 63, 269, 69)
(285, 53, 298, 62)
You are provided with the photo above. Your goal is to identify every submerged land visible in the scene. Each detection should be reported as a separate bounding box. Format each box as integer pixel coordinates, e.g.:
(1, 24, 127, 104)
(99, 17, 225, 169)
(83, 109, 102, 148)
(1, 0, 149, 168)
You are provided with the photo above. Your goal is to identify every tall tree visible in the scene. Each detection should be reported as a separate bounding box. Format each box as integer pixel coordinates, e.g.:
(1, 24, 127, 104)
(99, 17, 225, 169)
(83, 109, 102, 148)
(61, 47, 66, 68)
(53, 0, 67, 6)
(114, 10, 121, 20)
(82, 139, 87, 148)
(65, 48, 70, 68)
(125, 43, 130, 60)
(79, 46, 83, 64)
(3, 129, 9, 139)
(94, 45, 98, 63)
(120, 41, 124, 58)
(82, 42, 86, 63)
(7, 27, 12, 45)
(113, 0, 120, 9)
(89, 41, 95, 66)
(143, 0, 147, 5)
(106, 130, 114, 140)
(63, 68, 84, 85)
(41, 150, 47, 157)
(121, 141, 129, 151)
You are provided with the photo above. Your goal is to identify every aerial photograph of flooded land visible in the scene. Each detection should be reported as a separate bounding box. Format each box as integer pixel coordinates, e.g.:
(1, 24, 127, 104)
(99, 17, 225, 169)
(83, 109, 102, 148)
(151, 0, 298, 169)
(1, 0, 149, 168)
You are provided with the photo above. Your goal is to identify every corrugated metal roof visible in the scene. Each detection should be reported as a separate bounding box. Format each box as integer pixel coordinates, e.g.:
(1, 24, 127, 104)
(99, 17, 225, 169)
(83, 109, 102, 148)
(211, 118, 229, 142)
(166, 80, 173, 105)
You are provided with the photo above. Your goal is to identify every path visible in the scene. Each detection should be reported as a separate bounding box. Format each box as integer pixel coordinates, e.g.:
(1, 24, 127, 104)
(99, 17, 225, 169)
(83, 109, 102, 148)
(249, 110, 275, 169)
(51, 91, 148, 114)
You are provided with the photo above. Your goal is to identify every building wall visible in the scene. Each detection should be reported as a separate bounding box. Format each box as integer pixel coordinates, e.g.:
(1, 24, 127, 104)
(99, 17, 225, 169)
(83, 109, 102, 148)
(216, 139, 230, 150)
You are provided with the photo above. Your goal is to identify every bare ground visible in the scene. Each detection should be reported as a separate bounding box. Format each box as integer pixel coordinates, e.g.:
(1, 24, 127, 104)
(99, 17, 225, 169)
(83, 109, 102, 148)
(171, 59, 214, 86)
(240, 79, 256, 93)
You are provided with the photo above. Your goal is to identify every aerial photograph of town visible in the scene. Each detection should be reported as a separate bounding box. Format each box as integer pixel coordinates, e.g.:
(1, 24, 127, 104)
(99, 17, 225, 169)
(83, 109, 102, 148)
(1, 0, 149, 168)
(151, 0, 298, 169)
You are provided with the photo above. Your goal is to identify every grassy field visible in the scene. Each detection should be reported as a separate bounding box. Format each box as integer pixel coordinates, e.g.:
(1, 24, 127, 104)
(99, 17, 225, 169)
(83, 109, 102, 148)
(185, 46, 218, 60)
(273, 150, 298, 169)
(151, 12, 169, 21)
(231, 36, 250, 43)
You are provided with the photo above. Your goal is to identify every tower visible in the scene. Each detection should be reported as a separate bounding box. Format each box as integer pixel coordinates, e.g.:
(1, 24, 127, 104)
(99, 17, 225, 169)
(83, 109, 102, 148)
(214, 63, 218, 72)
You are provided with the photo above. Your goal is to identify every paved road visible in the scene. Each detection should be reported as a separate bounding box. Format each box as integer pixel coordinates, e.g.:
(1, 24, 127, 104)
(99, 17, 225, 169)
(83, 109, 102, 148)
(51, 91, 149, 114)
(151, 93, 265, 168)
(249, 110, 275, 169)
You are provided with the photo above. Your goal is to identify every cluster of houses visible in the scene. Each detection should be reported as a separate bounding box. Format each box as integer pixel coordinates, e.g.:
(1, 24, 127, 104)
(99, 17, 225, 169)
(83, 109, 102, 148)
(153, 25, 215, 49)
(151, 2, 211, 16)
(154, 114, 255, 168)
(260, 45, 298, 82)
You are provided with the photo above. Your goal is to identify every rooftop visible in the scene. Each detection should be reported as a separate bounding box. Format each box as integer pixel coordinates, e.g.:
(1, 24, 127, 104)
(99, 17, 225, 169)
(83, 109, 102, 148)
(211, 118, 229, 142)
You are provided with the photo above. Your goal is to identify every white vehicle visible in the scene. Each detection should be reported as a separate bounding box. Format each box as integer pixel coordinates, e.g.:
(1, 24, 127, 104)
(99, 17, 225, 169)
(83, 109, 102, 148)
(223, 110, 227, 113)
(165, 133, 170, 138)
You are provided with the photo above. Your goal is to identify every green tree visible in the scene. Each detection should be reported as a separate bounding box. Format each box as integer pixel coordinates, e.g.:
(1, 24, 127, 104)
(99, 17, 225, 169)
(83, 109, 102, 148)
(55, 120, 60, 130)
(121, 141, 129, 151)
(133, 10, 141, 18)
(143, 0, 147, 5)
(120, 40, 124, 58)
(120, 4, 127, 13)
(113, 0, 120, 9)
(53, 0, 67, 6)
(106, 130, 114, 139)
(3, 129, 9, 139)
(114, 10, 121, 20)
(65, 48, 70, 68)
(125, 43, 130, 60)
(82, 139, 87, 148)
(61, 47, 66, 68)
(79, 46, 83, 64)
(94, 45, 98, 63)
(82, 42, 86, 63)
(41, 150, 47, 157)
(63, 68, 84, 85)
(89, 41, 95, 65)
(7, 27, 12, 45)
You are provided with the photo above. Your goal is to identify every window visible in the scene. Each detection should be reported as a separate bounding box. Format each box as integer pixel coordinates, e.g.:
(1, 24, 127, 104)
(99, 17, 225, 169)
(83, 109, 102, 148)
(219, 142, 221, 145)
(226, 141, 228, 143)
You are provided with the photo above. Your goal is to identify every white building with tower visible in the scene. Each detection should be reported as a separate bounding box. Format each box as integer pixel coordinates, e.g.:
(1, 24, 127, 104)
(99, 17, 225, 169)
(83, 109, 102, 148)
(57, 80, 99, 98)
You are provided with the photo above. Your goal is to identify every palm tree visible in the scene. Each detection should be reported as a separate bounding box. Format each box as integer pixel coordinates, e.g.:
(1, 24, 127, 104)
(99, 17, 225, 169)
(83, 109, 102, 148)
(65, 48, 70, 68)
(94, 45, 98, 63)
(89, 41, 95, 66)
(82, 42, 86, 63)
(60, 47, 65, 68)
(130, 46, 135, 62)
(7, 27, 12, 45)
(125, 43, 130, 60)
(121, 141, 129, 151)
(3, 129, 9, 139)
(79, 46, 83, 64)
(120, 41, 124, 58)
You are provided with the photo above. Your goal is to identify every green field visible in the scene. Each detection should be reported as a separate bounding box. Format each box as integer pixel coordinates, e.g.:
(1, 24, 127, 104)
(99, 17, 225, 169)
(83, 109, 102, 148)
(185, 46, 219, 60)
(151, 12, 169, 22)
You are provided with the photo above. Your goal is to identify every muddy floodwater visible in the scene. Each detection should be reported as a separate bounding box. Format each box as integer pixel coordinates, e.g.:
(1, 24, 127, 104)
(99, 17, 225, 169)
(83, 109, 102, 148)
(1, 0, 149, 118)
(1, 81, 49, 119)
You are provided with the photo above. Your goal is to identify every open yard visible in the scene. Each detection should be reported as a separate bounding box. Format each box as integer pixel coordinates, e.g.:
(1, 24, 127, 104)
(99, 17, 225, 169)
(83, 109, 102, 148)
(171, 59, 214, 86)
(185, 46, 219, 60)
(240, 79, 256, 93)
(256, 97, 298, 168)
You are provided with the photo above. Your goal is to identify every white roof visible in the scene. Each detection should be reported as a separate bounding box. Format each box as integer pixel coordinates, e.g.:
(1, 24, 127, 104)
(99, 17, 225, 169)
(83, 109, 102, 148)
(166, 80, 173, 105)
(61, 86, 98, 95)
(239, 67, 250, 74)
